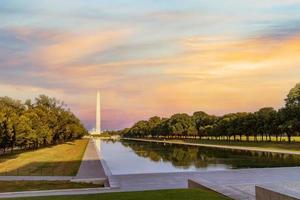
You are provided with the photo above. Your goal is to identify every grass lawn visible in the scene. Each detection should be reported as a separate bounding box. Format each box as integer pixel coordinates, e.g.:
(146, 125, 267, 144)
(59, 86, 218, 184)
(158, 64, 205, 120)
(184, 138, 300, 152)
(0, 181, 102, 193)
(1, 189, 230, 200)
(0, 139, 89, 176)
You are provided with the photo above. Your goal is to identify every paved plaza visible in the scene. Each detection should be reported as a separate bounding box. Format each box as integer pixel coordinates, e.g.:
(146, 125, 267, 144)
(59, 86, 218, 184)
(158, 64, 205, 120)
(188, 167, 300, 200)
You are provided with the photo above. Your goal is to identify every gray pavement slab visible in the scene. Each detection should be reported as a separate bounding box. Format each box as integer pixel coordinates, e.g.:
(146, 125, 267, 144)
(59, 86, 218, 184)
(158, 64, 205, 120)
(188, 167, 300, 200)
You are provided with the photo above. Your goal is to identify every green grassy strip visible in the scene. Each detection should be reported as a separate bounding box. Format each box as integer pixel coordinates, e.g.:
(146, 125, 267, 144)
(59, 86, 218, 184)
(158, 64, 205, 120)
(0, 181, 102, 193)
(1, 189, 230, 200)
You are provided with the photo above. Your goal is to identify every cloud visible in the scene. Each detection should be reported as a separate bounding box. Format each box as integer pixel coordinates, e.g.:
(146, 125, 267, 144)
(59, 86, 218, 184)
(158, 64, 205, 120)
(1, 0, 300, 130)
(149, 33, 300, 116)
(36, 29, 131, 66)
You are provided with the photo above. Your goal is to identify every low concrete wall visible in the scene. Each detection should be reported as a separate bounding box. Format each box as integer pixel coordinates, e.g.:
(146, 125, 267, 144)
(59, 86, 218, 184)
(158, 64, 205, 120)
(188, 179, 210, 190)
(256, 186, 300, 200)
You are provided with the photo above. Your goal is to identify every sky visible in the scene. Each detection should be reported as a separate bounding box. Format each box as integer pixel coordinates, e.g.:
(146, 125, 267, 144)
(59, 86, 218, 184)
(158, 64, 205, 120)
(1, 0, 300, 130)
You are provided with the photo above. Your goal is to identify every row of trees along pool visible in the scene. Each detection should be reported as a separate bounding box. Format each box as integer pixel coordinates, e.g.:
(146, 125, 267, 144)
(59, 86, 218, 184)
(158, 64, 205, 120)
(120, 83, 300, 143)
(0, 95, 88, 153)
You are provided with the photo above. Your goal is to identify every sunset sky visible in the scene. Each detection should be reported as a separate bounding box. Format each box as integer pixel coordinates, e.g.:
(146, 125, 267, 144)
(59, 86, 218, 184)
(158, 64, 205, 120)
(1, 0, 300, 130)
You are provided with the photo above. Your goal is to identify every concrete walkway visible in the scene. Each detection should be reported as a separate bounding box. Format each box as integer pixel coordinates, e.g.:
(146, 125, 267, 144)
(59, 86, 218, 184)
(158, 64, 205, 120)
(188, 167, 300, 200)
(0, 172, 195, 199)
(125, 138, 300, 155)
(1, 167, 300, 199)
(73, 139, 107, 182)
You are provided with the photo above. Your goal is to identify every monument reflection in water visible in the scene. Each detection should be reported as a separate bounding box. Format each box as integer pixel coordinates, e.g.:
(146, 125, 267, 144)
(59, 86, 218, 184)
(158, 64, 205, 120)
(100, 140, 300, 175)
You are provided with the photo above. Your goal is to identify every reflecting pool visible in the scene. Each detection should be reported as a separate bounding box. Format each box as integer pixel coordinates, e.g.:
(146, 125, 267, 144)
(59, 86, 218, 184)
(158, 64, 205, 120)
(100, 139, 300, 175)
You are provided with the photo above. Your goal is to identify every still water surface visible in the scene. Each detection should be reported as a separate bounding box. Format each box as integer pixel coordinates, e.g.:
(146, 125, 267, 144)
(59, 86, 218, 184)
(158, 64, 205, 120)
(100, 139, 300, 175)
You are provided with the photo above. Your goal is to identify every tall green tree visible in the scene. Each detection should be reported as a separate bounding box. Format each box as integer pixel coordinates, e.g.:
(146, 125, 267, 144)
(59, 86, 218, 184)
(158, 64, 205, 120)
(0, 95, 87, 153)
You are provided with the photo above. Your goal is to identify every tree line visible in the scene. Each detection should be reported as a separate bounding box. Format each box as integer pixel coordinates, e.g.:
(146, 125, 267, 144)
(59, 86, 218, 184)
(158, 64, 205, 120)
(0, 95, 88, 153)
(121, 83, 300, 143)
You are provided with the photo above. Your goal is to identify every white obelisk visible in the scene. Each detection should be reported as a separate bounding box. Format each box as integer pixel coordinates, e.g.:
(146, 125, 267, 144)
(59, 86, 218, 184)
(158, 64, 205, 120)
(96, 91, 101, 134)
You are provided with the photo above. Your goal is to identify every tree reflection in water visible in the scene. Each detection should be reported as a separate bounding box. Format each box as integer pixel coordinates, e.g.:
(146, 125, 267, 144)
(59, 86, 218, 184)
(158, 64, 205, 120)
(119, 140, 300, 169)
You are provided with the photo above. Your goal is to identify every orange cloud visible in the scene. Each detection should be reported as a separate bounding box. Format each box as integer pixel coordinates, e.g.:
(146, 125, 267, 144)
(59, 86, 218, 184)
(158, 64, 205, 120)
(137, 34, 300, 117)
(5, 27, 300, 130)
(36, 30, 131, 66)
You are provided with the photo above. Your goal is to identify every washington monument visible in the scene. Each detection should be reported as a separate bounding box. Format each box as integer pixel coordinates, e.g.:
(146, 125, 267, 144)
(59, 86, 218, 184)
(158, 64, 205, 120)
(96, 91, 101, 133)
(91, 91, 101, 135)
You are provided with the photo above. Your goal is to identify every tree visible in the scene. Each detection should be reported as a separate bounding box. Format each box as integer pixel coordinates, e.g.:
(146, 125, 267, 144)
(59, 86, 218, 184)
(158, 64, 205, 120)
(255, 107, 277, 141)
(167, 113, 197, 137)
(285, 83, 300, 107)
(148, 116, 162, 137)
(0, 95, 87, 153)
(278, 108, 299, 143)
(280, 83, 300, 143)
(192, 111, 216, 138)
